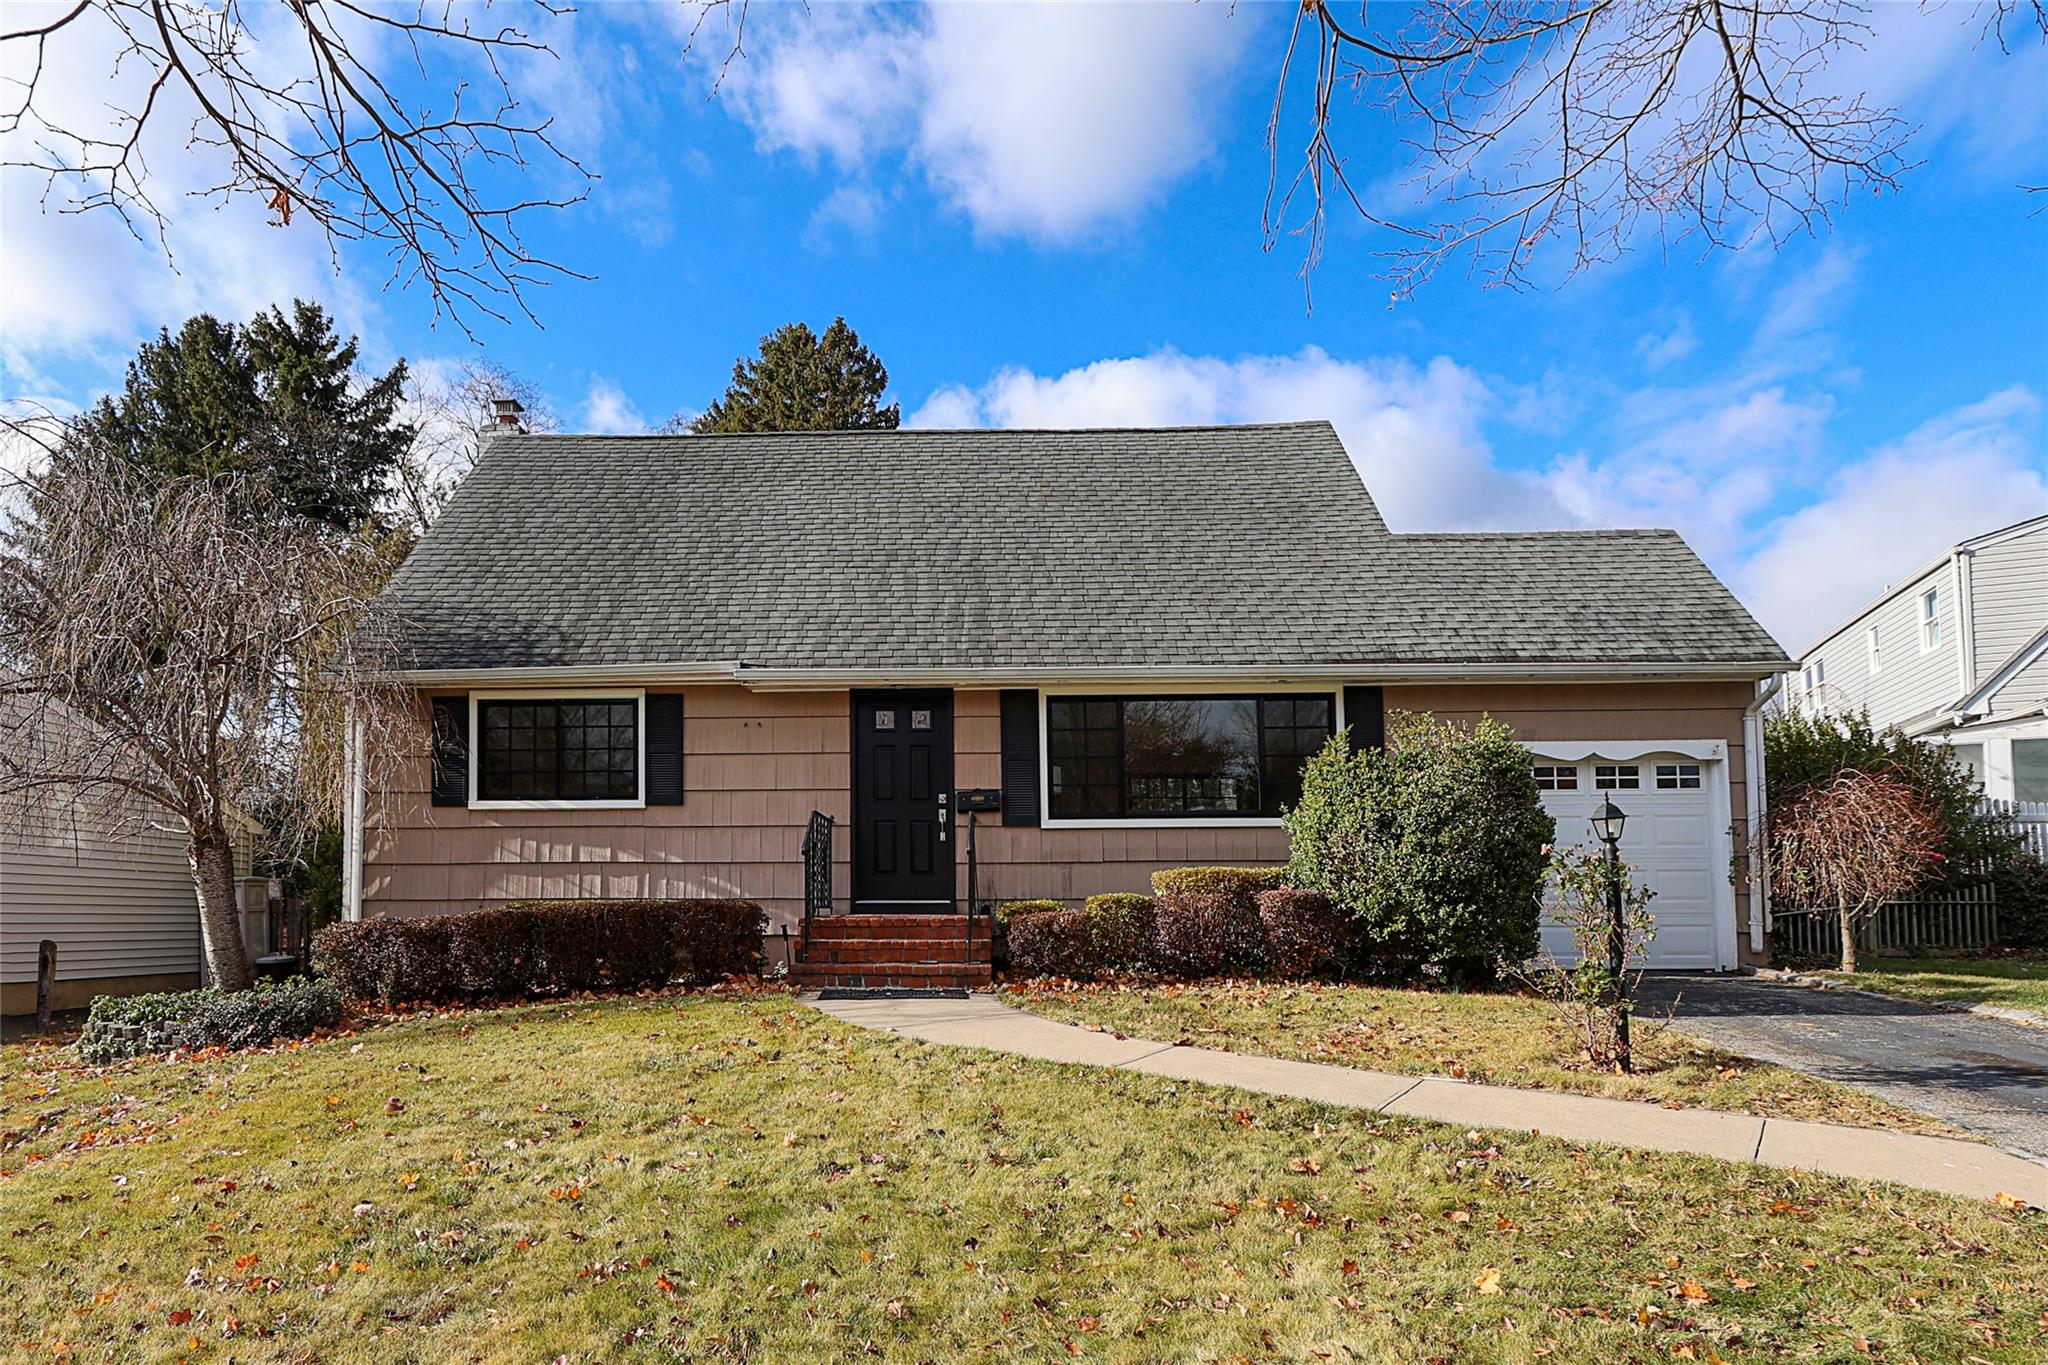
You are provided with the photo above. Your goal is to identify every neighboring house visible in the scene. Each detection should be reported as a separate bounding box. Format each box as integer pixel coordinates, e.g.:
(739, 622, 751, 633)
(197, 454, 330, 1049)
(1781, 514, 2048, 803)
(351, 420, 1790, 980)
(1, 702, 265, 1013)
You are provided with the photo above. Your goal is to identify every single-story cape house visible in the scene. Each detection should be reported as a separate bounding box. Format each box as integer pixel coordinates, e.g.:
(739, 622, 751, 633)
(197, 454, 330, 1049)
(350, 419, 1791, 984)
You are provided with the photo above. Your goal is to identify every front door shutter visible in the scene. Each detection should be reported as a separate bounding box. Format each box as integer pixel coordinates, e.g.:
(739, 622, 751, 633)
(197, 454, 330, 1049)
(430, 696, 470, 806)
(999, 689, 1041, 827)
(646, 694, 684, 805)
(1343, 686, 1384, 754)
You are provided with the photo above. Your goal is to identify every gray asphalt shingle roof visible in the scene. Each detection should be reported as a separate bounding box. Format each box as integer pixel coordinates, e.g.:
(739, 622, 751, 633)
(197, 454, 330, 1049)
(385, 421, 1788, 674)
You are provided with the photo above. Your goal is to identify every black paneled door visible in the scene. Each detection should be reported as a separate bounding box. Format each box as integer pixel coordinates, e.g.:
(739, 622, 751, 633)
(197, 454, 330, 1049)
(851, 690, 956, 912)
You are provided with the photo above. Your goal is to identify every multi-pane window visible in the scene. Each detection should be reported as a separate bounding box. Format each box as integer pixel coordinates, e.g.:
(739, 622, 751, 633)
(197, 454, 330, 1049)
(1594, 763, 1640, 790)
(1654, 762, 1702, 790)
(1866, 625, 1881, 674)
(1532, 764, 1579, 791)
(477, 699, 639, 801)
(1047, 695, 1334, 818)
(1921, 588, 1942, 650)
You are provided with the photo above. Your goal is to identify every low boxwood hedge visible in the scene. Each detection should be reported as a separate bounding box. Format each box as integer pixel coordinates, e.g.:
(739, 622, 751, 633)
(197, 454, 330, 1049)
(1148, 866, 1285, 907)
(313, 898, 766, 1005)
(78, 977, 342, 1064)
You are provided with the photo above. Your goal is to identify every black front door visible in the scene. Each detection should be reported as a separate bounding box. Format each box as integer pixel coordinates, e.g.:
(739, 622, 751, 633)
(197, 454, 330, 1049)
(852, 690, 955, 913)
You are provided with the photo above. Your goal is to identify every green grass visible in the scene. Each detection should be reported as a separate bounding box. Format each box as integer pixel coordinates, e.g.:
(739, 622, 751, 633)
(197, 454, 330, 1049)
(5, 990, 2044, 1363)
(1818, 954, 2048, 1017)
(1002, 979, 1962, 1136)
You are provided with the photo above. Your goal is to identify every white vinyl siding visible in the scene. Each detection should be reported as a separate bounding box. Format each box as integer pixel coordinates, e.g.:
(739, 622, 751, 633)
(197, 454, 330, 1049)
(1789, 560, 1959, 729)
(1968, 526, 2048, 703)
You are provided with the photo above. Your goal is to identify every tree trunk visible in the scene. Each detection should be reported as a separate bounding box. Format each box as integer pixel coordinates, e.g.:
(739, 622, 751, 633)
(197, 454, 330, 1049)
(1837, 897, 1859, 975)
(191, 827, 252, 991)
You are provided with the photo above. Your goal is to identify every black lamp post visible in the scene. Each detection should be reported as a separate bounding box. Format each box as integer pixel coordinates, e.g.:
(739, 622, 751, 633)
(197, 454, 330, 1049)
(1589, 797, 1632, 1070)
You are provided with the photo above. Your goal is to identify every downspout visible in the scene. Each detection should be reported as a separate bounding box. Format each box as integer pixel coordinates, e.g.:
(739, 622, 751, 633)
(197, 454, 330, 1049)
(1742, 674, 1785, 958)
(343, 707, 367, 922)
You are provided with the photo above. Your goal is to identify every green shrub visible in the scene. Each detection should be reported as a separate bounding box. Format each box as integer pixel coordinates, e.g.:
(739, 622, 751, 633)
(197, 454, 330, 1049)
(312, 899, 766, 1004)
(1148, 867, 1285, 907)
(1083, 893, 1157, 970)
(78, 977, 342, 1063)
(1153, 892, 1269, 978)
(994, 899, 1064, 923)
(1993, 853, 2048, 950)
(1286, 713, 1554, 977)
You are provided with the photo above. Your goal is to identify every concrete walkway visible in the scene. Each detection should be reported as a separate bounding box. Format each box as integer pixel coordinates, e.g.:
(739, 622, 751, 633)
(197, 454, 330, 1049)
(808, 992, 2048, 1205)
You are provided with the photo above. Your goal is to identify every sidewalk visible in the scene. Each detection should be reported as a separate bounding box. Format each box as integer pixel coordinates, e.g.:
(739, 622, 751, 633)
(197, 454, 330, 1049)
(808, 992, 2048, 1205)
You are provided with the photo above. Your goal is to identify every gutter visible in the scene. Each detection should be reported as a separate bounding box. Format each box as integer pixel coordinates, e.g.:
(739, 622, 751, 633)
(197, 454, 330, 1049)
(1742, 673, 1785, 957)
(395, 659, 1794, 690)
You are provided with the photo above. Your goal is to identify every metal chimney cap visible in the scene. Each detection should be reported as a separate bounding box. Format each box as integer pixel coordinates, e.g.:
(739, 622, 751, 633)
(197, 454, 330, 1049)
(490, 397, 526, 427)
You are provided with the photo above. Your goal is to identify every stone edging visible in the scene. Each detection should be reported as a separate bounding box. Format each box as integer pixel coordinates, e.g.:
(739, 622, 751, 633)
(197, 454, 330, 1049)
(1748, 965, 2048, 1031)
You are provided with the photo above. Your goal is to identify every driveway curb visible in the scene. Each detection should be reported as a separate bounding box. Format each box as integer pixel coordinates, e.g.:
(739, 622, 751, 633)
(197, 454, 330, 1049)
(1749, 966, 2048, 1031)
(809, 992, 2048, 1206)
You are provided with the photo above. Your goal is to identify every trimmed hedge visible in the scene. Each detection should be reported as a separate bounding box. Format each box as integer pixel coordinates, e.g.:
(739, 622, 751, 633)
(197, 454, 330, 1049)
(1007, 909, 1099, 978)
(994, 898, 1063, 923)
(78, 977, 342, 1064)
(1256, 889, 1348, 979)
(1083, 893, 1157, 971)
(313, 899, 766, 1004)
(1149, 867, 1285, 907)
(1154, 892, 1269, 978)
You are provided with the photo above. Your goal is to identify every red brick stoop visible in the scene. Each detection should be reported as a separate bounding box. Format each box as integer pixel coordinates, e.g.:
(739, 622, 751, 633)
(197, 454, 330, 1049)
(791, 913, 993, 990)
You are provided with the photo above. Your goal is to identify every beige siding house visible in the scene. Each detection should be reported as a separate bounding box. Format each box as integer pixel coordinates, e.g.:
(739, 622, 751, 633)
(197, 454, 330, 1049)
(357, 421, 1790, 982)
(1784, 514, 2048, 803)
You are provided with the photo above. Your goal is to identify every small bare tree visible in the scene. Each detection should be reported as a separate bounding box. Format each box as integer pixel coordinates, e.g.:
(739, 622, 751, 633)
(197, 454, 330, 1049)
(0, 441, 412, 989)
(1520, 843, 1657, 1072)
(1, 0, 590, 332)
(396, 357, 559, 531)
(1766, 768, 1946, 973)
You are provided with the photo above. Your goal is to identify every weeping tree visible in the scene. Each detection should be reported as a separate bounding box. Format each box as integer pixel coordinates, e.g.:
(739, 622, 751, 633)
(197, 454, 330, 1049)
(1766, 768, 1946, 973)
(0, 443, 411, 989)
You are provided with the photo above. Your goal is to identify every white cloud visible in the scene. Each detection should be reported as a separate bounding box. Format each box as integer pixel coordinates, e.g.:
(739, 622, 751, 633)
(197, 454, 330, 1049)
(911, 347, 1572, 531)
(805, 183, 887, 248)
(581, 377, 647, 435)
(1637, 314, 1697, 370)
(1736, 387, 2048, 651)
(711, 1, 1252, 242)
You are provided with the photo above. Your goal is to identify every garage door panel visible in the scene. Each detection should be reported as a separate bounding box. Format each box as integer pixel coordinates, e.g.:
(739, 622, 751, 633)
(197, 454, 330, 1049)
(1532, 749, 1729, 971)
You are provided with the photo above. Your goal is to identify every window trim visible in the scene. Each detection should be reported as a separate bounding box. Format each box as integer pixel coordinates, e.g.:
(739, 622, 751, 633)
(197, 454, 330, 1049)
(467, 687, 648, 811)
(1866, 624, 1881, 674)
(1920, 587, 1942, 653)
(1038, 686, 1345, 829)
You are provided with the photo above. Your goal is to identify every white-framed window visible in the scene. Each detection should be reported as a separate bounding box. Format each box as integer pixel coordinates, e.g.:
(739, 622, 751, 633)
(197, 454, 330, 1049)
(1594, 763, 1640, 790)
(1532, 764, 1579, 791)
(1866, 624, 1881, 674)
(1801, 658, 1825, 694)
(1921, 587, 1942, 651)
(1045, 693, 1333, 819)
(1949, 743, 1985, 793)
(1655, 762, 1702, 790)
(468, 689, 647, 810)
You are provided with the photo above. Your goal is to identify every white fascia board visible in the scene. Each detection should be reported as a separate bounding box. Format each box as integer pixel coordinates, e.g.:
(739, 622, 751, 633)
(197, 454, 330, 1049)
(731, 661, 1792, 691)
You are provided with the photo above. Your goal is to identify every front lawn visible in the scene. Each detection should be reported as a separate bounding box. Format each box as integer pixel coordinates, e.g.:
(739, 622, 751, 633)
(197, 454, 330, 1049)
(5, 991, 2043, 1363)
(1003, 979, 1960, 1135)
(1818, 954, 2048, 1017)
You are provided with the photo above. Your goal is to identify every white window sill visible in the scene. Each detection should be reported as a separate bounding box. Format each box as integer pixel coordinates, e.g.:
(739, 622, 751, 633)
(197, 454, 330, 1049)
(469, 799, 647, 812)
(1041, 816, 1287, 831)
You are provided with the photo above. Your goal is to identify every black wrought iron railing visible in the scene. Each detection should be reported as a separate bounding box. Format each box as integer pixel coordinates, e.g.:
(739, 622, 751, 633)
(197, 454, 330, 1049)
(800, 810, 834, 946)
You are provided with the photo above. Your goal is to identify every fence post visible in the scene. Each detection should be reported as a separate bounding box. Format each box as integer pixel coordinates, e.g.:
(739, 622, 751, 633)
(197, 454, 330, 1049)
(35, 939, 57, 1033)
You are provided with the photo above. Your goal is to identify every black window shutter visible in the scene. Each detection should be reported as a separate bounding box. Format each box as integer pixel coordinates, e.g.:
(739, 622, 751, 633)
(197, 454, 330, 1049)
(430, 696, 469, 806)
(646, 694, 684, 805)
(1343, 686, 1384, 754)
(998, 689, 1041, 827)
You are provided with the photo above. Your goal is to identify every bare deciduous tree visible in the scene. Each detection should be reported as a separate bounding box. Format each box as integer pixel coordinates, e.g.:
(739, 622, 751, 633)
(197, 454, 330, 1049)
(397, 356, 558, 531)
(1766, 767, 1946, 973)
(0, 440, 413, 989)
(1, 0, 591, 332)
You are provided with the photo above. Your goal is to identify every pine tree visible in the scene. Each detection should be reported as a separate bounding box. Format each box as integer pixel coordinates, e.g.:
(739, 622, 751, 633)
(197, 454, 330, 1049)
(72, 300, 414, 532)
(685, 317, 900, 434)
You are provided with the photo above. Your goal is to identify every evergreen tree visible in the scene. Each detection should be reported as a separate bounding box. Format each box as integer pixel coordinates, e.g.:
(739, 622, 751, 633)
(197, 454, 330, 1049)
(685, 317, 900, 434)
(72, 300, 414, 532)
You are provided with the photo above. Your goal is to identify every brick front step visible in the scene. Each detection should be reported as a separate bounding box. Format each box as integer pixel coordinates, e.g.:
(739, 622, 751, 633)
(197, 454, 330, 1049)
(790, 961, 992, 990)
(803, 939, 992, 965)
(805, 914, 989, 941)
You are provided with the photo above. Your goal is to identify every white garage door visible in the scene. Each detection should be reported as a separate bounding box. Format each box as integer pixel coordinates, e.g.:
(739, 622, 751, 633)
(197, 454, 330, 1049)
(1531, 751, 1731, 971)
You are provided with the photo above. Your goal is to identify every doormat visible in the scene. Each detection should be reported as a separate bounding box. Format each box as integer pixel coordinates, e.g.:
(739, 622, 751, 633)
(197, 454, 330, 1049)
(814, 987, 971, 1001)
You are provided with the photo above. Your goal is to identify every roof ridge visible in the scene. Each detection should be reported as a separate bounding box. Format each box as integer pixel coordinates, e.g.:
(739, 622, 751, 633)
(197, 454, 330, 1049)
(1393, 528, 1679, 540)
(503, 420, 1342, 441)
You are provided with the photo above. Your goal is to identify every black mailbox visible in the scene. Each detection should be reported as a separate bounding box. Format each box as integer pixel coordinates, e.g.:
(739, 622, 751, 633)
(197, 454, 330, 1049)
(955, 788, 1001, 813)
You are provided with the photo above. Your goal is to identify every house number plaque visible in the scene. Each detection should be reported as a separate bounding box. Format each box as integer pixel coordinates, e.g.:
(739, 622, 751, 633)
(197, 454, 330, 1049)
(910, 709, 933, 731)
(873, 709, 897, 731)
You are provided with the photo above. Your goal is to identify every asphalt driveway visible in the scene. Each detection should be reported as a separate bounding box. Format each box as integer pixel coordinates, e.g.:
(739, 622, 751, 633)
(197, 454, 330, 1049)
(1639, 975, 2048, 1162)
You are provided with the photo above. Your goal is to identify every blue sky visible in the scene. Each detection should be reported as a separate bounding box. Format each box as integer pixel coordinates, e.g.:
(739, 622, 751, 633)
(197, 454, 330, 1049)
(3, 1, 2044, 652)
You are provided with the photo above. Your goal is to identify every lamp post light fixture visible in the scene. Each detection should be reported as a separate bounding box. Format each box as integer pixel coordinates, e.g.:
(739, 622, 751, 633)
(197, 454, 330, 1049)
(1590, 797, 1633, 1071)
